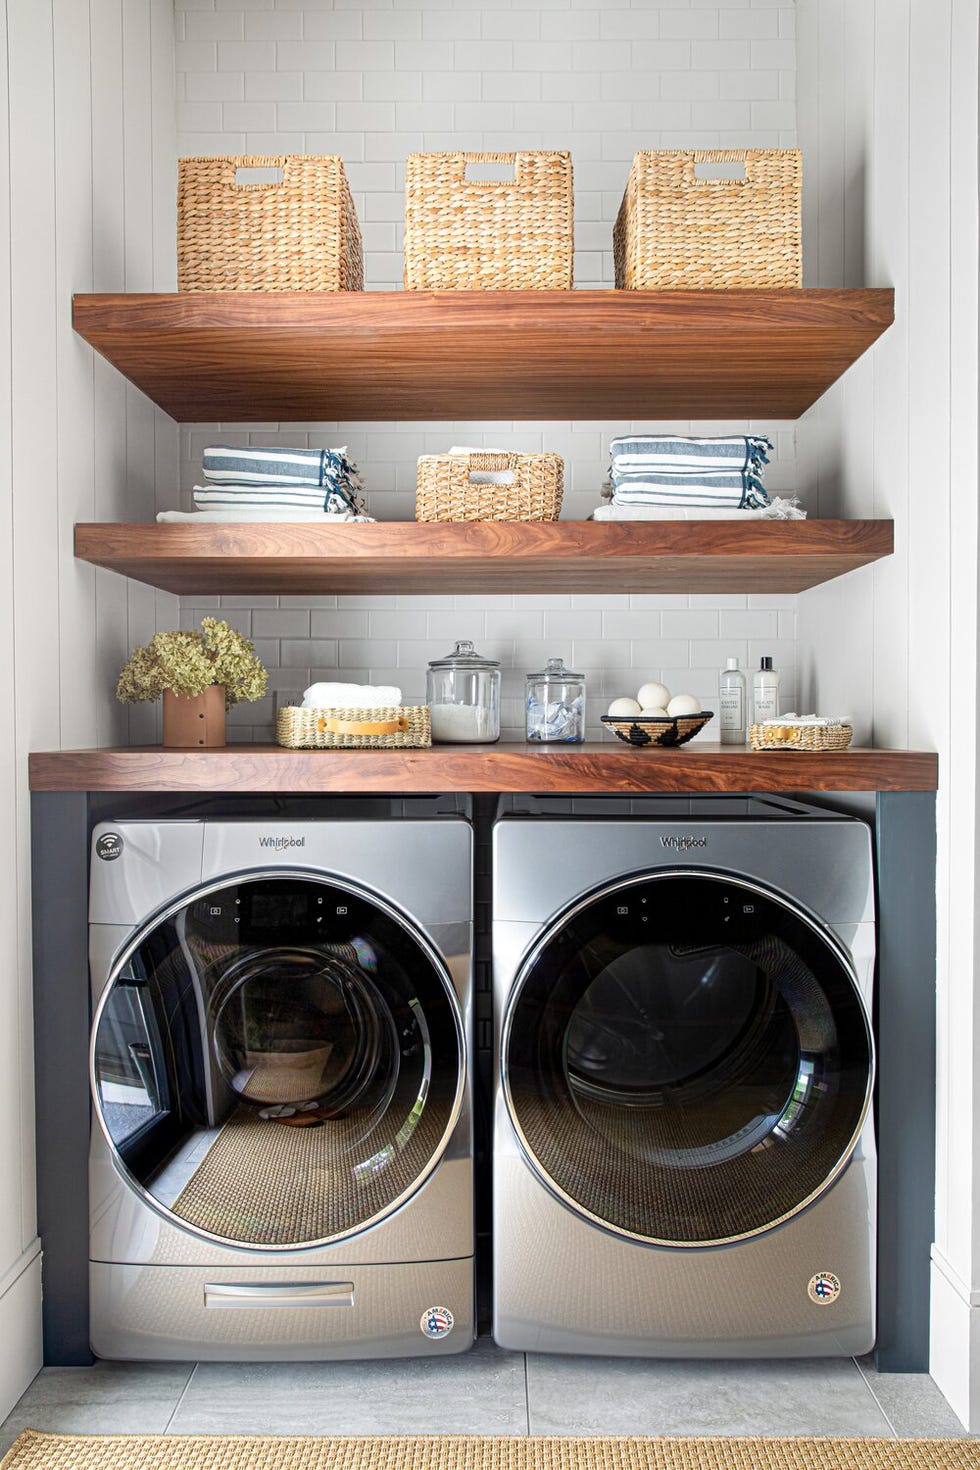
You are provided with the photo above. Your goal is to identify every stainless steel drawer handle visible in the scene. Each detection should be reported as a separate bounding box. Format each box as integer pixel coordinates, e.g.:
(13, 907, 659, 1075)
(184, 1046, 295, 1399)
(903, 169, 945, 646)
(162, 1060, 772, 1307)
(204, 1282, 355, 1310)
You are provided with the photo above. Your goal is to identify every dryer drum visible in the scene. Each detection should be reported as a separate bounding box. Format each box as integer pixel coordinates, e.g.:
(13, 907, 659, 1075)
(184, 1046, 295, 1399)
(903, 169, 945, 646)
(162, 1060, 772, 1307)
(502, 869, 874, 1248)
(91, 871, 464, 1251)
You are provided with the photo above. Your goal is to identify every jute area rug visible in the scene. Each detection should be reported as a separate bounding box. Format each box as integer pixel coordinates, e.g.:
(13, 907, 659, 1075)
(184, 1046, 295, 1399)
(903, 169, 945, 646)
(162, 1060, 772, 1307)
(2, 1433, 978, 1470)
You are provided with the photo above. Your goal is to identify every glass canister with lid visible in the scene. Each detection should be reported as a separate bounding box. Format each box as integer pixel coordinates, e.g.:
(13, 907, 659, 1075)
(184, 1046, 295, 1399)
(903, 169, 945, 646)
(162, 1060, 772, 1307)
(426, 639, 501, 743)
(525, 657, 586, 742)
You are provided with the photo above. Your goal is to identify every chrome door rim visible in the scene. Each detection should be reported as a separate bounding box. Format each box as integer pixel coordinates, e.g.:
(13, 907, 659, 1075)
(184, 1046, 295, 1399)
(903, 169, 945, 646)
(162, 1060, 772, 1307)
(91, 866, 467, 1252)
(500, 866, 874, 1249)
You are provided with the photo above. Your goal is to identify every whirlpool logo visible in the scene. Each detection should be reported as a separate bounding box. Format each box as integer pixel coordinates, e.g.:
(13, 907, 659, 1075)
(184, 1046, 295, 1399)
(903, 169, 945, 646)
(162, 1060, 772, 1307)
(660, 834, 708, 852)
(258, 835, 306, 850)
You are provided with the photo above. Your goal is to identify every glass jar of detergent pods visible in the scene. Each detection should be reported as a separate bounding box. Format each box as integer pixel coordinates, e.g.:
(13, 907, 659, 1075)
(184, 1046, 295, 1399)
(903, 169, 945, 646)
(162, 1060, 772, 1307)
(525, 657, 586, 743)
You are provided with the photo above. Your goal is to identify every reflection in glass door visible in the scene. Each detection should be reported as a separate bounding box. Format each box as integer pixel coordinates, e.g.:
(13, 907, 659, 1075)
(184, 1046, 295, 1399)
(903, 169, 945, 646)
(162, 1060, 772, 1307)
(503, 870, 873, 1246)
(92, 874, 464, 1249)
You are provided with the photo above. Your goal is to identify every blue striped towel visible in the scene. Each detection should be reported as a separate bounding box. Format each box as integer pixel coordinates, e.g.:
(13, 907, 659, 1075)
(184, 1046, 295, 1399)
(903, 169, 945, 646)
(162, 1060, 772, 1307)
(609, 433, 772, 475)
(193, 485, 361, 514)
(611, 469, 770, 510)
(201, 444, 363, 513)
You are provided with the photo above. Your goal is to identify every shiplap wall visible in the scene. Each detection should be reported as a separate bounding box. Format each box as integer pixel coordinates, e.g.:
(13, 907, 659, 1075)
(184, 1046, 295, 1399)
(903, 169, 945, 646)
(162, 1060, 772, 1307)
(0, 0, 178, 1419)
(174, 0, 801, 744)
(795, 0, 979, 1427)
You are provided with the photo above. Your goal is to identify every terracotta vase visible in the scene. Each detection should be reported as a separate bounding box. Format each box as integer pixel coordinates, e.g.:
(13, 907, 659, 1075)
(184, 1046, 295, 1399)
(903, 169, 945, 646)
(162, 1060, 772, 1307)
(162, 684, 226, 748)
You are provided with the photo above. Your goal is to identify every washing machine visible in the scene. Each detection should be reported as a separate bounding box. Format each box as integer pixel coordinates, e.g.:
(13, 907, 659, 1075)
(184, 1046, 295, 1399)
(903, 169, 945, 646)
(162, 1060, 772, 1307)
(88, 817, 473, 1360)
(492, 797, 876, 1357)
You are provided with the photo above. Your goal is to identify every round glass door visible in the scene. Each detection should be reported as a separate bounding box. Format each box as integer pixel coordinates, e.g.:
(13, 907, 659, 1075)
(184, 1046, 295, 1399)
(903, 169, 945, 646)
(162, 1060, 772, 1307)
(503, 870, 873, 1246)
(92, 872, 464, 1249)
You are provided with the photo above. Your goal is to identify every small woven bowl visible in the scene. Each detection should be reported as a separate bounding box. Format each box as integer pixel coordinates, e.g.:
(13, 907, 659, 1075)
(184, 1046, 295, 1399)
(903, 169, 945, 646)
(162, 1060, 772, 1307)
(601, 711, 713, 748)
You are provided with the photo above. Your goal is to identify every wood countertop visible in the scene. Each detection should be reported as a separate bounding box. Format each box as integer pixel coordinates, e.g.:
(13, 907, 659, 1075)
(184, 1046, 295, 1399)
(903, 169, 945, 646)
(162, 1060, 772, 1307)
(28, 742, 938, 794)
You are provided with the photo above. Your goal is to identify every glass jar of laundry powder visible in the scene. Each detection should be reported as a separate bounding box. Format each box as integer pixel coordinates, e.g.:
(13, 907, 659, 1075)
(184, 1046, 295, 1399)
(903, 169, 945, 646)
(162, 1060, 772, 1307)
(426, 640, 501, 743)
(525, 657, 586, 743)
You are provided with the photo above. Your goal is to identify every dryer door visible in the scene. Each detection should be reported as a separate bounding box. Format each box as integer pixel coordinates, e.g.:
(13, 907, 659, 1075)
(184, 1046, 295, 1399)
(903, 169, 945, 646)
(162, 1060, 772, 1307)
(502, 869, 873, 1246)
(92, 872, 464, 1249)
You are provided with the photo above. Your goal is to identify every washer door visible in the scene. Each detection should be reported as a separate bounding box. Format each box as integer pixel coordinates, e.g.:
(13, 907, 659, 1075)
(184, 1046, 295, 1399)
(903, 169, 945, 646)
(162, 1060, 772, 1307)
(92, 872, 464, 1249)
(502, 869, 873, 1246)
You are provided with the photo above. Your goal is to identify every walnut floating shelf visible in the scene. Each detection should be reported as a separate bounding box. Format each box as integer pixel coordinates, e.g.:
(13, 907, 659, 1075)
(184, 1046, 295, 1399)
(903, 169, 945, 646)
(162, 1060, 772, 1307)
(71, 288, 894, 422)
(28, 743, 938, 796)
(73, 520, 894, 597)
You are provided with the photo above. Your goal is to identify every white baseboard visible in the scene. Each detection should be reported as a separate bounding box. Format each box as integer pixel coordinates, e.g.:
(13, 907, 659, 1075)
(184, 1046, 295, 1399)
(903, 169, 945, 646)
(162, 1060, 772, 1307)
(930, 1248, 980, 1430)
(0, 1243, 42, 1421)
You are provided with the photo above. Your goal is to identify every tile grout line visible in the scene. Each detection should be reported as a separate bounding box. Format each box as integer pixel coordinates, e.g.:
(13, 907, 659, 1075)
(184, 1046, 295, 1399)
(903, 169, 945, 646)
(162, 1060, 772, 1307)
(851, 1355, 900, 1438)
(163, 1363, 199, 1433)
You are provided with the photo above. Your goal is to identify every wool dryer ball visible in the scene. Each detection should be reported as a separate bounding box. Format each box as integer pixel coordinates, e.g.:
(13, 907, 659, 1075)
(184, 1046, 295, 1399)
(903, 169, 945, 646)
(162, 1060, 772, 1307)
(636, 681, 670, 710)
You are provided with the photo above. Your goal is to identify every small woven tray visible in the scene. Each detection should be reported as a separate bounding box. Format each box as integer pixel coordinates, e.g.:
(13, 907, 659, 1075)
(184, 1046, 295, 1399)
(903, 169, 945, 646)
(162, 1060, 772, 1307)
(749, 722, 853, 751)
(277, 705, 431, 750)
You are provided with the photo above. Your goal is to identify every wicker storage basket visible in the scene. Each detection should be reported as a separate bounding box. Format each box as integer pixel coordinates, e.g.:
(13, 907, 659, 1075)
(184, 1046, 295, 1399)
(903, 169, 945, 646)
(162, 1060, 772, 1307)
(403, 151, 573, 290)
(614, 149, 802, 289)
(178, 154, 363, 292)
(277, 706, 431, 750)
(416, 452, 564, 523)
(749, 721, 853, 752)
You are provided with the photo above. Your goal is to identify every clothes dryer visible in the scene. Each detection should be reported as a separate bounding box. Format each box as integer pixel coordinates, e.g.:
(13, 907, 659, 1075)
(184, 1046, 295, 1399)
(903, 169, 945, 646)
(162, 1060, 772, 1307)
(89, 818, 473, 1360)
(493, 799, 875, 1356)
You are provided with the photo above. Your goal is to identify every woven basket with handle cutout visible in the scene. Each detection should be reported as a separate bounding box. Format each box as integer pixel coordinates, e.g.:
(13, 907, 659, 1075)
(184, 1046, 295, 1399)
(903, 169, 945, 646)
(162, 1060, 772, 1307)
(416, 452, 564, 523)
(404, 150, 573, 290)
(614, 148, 802, 290)
(178, 154, 363, 292)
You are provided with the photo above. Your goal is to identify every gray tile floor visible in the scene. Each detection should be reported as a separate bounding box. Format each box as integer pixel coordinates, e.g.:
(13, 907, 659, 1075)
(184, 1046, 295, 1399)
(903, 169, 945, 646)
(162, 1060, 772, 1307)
(0, 1341, 968, 1456)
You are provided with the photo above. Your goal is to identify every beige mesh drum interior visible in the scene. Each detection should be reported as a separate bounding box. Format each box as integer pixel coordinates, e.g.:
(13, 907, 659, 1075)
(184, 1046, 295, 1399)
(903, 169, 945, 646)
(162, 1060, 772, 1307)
(92, 874, 463, 1249)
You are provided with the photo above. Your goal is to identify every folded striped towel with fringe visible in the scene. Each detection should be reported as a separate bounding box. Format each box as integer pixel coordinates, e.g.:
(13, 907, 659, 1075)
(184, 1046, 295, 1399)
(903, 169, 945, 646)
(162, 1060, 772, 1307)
(203, 444, 361, 488)
(193, 485, 361, 514)
(610, 470, 770, 510)
(202, 444, 364, 514)
(609, 433, 772, 474)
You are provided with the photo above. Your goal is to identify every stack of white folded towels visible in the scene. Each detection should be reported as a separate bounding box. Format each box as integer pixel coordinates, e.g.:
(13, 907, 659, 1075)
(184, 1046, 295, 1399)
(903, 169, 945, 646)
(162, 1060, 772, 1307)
(157, 444, 374, 524)
(593, 434, 804, 521)
(301, 683, 401, 709)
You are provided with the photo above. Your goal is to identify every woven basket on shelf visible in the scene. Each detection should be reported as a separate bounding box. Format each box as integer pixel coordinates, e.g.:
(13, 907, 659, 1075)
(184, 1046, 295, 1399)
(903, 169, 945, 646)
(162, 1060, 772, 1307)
(416, 452, 564, 523)
(177, 155, 363, 292)
(749, 722, 853, 752)
(277, 706, 431, 750)
(403, 151, 573, 290)
(614, 149, 802, 290)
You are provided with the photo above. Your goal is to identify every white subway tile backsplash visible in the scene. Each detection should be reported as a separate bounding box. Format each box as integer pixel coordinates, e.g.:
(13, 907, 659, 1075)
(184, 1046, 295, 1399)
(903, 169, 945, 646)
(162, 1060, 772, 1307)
(691, 37, 751, 67)
(720, 67, 779, 98)
(176, 5, 799, 733)
(301, 12, 361, 38)
(334, 40, 394, 71)
(750, 98, 796, 129)
(245, 12, 302, 40)
(281, 639, 338, 666)
(245, 71, 302, 100)
(749, 37, 796, 68)
(719, 610, 780, 638)
(366, 11, 425, 41)
(251, 609, 310, 638)
(216, 39, 275, 69)
(185, 12, 244, 41)
(224, 101, 276, 129)
(454, 40, 515, 71)
(483, 12, 543, 41)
